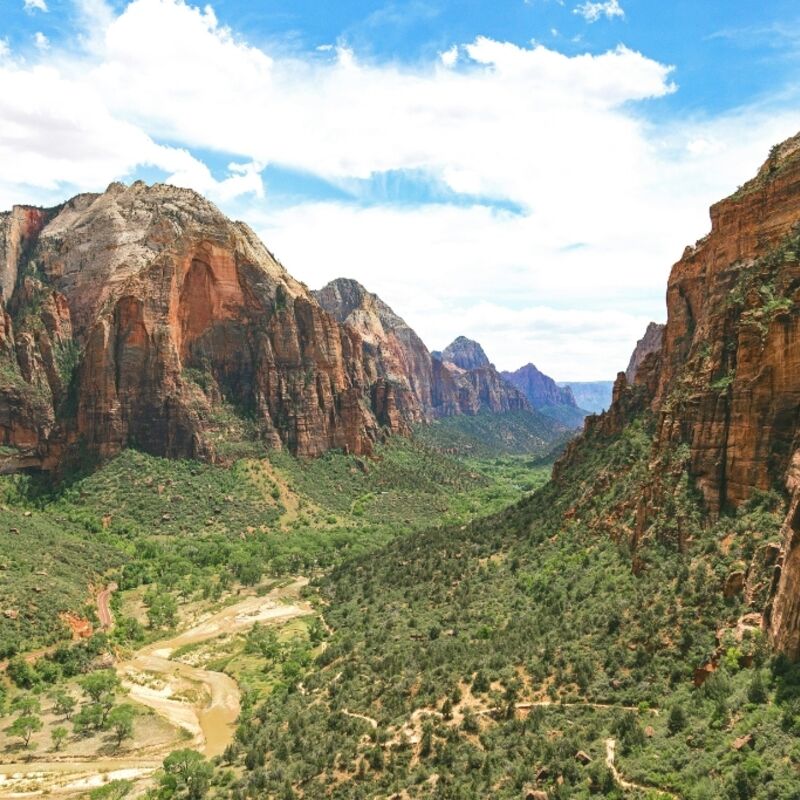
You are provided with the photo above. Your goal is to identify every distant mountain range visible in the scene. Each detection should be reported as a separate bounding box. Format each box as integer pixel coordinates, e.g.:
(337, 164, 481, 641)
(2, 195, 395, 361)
(501, 363, 587, 428)
(557, 381, 614, 414)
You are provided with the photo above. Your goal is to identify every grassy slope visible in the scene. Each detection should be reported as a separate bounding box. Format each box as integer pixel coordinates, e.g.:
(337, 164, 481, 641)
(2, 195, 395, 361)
(219, 417, 799, 800)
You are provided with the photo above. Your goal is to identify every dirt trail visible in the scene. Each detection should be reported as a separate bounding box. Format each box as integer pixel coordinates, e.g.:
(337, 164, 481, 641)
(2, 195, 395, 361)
(476, 699, 661, 717)
(96, 583, 117, 630)
(0, 578, 312, 797)
(605, 738, 680, 798)
(342, 709, 378, 729)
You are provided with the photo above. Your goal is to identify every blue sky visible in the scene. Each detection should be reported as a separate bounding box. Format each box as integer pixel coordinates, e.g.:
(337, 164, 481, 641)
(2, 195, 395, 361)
(2, 0, 800, 378)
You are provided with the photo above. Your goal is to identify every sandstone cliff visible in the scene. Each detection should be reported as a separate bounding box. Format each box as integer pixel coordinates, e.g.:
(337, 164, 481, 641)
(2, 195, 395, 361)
(314, 281, 530, 419)
(625, 322, 665, 384)
(0, 183, 417, 466)
(437, 336, 491, 371)
(313, 278, 433, 423)
(553, 133, 800, 658)
(501, 363, 586, 427)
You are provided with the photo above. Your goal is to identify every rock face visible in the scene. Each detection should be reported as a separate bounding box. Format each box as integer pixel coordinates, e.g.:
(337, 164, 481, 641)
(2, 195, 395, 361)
(0, 190, 546, 473)
(560, 381, 614, 414)
(314, 281, 530, 419)
(502, 363, 587, 428)
(313, 278, 433, 423)
(556, 133, 800, 658)
(625, 322, 665, 384)
(0, 183, 422, 466)
(437, 336, 491, 371)
(652, 135, 800, 515)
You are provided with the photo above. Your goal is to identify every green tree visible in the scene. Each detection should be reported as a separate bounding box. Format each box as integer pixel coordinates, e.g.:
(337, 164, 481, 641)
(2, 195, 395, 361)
(51, 725, 68, 751)
(11, 694, 41, 716)
(73, 703, 105, 735)
(79, 670, 121, 703)
(107, 704, 136, 747)
(6, 657, 38, 689)
(50, 689, 77, 720)
(158, 749, 213, 800)
(146, 591, 178, 630)
(79, 670, 120, 724)
(89, 780, 133, 800)
(667, 704, 687, 735)
(747, 670, 768, 704)
(6, 714, 42, 748)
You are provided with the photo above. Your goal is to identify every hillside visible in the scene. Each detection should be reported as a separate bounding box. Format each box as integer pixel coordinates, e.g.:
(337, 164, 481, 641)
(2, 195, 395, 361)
(415, 409, 570, 458)
(0, 434, 537, 656)
(188, 132, 800, 799)
(313, 280, 532, 420)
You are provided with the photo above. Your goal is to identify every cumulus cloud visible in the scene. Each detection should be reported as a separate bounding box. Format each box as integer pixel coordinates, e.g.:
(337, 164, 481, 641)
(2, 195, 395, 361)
(34, 32, 49, 49)
(439, 45, 458, 66)
(23, 0, 48, 12)
(1, 0, 799, 377)
(574, 0, 624, 23)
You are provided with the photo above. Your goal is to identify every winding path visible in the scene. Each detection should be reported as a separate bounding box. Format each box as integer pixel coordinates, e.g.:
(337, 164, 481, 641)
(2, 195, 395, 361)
(605, 737, 680, 799)
(96, 583, 117, 630)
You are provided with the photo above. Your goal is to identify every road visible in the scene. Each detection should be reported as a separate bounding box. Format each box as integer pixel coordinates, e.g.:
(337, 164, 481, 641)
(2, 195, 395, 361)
(96, 583, 117, 630)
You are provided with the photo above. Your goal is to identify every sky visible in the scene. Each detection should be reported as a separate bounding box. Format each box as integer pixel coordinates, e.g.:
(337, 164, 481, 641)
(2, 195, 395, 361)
(2, 1, 800, 380)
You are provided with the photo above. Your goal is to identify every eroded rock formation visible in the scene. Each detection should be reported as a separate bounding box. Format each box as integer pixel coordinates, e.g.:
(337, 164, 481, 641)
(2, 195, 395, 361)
(556, 133, 800, 658)
(314, 281, 530, 418)
(0, 183, 419, 466)
(501, 363, 577, 410)
(436, 336, 491, 371)
(625, 322, 664, 384)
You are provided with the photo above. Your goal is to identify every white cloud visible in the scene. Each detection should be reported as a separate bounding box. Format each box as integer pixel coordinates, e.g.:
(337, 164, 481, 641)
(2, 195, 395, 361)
(439, 45, 458, 67)
(0, 0, 799, 378)
(574, 0, 624, 23)
(23, 0, 48, 12)
(34, 32, 49, 50)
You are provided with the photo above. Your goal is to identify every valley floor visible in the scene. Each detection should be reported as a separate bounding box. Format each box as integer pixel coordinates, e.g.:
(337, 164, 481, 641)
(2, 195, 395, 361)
(0, 578, 312, 797)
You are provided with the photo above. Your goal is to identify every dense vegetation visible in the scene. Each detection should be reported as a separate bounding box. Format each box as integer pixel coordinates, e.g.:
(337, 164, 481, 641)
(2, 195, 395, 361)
(415, 410, 571, 458)
(0, 435, 540, 655)
(3, 373, 797, 799)
(208, 418, 799, 800)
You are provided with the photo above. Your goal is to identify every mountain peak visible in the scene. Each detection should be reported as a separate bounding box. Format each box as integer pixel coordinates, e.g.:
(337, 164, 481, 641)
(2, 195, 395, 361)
(440, 336, 492, 371)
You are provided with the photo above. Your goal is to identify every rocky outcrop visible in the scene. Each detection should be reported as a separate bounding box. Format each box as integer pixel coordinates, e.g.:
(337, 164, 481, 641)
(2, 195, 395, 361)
(313, 278, 433, 423)
(437, 336, 491, 371)
(500, 363, 586, 427)
(625, 322, 664, 384)
(315, 282, 530, 419)
(0, 188, 550, 469)
(652, 134, 800, 514)
(768, 452, 800, 658)
(0, 183, 423, 465)
(554, 132, 800, 658)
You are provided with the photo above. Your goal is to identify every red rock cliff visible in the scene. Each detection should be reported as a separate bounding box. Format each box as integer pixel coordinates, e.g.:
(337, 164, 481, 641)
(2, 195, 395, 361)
(556, 133, 800, 658)
(0, 182, 416, 465)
